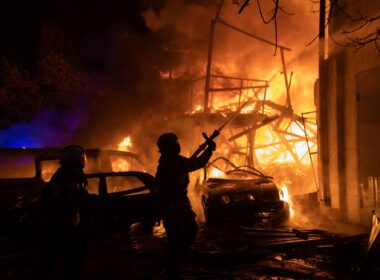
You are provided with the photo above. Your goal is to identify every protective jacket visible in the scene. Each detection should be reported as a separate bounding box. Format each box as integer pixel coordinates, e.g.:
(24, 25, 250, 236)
(41, 166, 88, 231)
(155, 148, 213, 203)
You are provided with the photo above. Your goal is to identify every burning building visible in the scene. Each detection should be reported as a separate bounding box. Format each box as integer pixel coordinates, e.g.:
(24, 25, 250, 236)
(166, 2, 316, 198)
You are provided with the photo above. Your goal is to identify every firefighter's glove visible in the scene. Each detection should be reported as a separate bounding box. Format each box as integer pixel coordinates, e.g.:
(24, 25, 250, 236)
(207, 139, 216, 151)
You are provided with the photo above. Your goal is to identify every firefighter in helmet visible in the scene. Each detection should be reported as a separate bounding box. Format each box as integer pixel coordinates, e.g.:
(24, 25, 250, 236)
(39, 145, 88, 280)
(155, 132, 215, 279)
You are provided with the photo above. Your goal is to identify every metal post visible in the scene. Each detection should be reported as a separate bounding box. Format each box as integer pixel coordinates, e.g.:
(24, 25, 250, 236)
(280, 48, 291, 108)
(302, 112, 319, 191)
(204, 0, 224, 112)
(318, 0, 331, 206)
(204, 19, 216, 112)
(238, 79, 243, 106)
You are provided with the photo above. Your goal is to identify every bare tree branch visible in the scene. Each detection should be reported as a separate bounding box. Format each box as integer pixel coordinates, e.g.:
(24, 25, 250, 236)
(271, 0, 294, 16)
(232, 0, 285, 55)
(233, 0, 380, 53)
(237, 0, 250, 14)
(256, 0, 280, 54)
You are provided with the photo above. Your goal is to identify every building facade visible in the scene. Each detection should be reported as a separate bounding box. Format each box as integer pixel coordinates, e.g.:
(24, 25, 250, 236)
(317, 0, 380, 225)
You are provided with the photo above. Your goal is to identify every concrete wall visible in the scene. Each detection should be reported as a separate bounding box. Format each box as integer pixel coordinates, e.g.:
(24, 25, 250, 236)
(327, 58, 340, 210)
(321, 0, 380, 225)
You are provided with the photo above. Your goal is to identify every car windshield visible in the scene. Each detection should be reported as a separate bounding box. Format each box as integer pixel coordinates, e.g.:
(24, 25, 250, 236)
(41, 155, 143, 182)
(0, 155, 36, 178)
(110, 155, 144, 172)
(41, 156, 105, 182)
(106, 175, 149, 195)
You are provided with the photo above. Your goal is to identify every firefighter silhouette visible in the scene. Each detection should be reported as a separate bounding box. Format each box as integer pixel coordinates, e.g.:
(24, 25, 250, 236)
(39, 145, 88, 280)
(155, 132, 215, 279)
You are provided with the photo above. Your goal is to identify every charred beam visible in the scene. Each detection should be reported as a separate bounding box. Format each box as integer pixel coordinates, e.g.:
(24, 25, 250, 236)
(210, 74, 268, 83)
(208, 85, 268, 92)
(228, 115, 279, 141)
(216, 19, 291, 51)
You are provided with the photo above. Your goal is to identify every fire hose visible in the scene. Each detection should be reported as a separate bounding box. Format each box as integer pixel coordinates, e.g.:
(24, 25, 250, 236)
(190, 100, 251, 159)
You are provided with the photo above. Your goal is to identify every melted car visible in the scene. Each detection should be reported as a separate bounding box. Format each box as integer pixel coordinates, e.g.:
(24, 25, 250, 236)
(201, 157, 290, 227)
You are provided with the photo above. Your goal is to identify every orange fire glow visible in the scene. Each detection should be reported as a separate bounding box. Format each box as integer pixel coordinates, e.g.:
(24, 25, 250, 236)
(192, 104, 202, 114)
(118, 136, 133, 152)
(240, 104, 255, 114)
(279, 184, 295, 219)
(210, 167, 224, 178)
(112, 136, 134, 172)
(111, 158, 131, 172)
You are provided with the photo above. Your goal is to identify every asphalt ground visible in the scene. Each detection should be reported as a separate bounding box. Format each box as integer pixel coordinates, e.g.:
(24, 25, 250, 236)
(0, 222, 378, 280)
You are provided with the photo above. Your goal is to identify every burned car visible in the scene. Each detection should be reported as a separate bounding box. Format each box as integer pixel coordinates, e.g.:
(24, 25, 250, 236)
(82, 171, 161, 232)
(0, 148, 145, 232)
(201, 157, 290, 227)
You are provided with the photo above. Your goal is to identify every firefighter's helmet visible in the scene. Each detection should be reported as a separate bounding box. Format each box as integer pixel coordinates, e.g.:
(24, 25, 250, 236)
(157, 132, 180, 154)
(59, 145, 86, 168)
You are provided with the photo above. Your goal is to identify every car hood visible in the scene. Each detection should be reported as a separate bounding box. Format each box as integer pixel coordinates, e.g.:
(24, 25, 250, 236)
(203, 178, 278, 196)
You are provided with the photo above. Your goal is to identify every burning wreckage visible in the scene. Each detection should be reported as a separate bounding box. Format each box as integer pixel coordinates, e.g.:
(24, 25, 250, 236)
(200, 156, 291, 227)
(155, 8, 320, 229)
(0, 28, 317, 236)
(0, 8, 320, 235)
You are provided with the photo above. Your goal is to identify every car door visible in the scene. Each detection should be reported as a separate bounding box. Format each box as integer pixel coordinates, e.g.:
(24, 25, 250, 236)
(84, 172, 159, 232)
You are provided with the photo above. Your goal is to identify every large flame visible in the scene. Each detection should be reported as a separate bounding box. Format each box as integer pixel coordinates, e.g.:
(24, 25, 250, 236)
(191, 104, 202, 114)
(111, 158, 130, 172)
(279, 184, 295, 219)
(210, 167, 224, 178)
(185, 74, 316, 167)
(112, 136, 134, 172)
(118, 136, 133, 152)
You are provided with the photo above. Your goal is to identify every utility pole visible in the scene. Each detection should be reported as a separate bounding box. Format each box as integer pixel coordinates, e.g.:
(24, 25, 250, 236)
(318, 0, 331, 206)
(204, 0, 224, 112)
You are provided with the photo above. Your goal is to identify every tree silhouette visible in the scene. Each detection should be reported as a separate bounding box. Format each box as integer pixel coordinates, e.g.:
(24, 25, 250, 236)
(0, 53, 83, 129)
(233, 0, 380, 53)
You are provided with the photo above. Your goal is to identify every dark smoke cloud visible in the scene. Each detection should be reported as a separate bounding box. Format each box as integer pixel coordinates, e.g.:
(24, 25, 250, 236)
(67, 1, 320, 172)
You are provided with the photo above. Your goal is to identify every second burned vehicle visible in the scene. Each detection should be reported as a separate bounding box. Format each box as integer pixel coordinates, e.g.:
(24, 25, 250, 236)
(83, 171, 160, 232)
(0, 148, 157, 234)
(200, 157, 290, 227)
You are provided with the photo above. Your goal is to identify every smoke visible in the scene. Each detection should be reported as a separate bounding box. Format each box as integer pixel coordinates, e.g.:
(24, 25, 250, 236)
(289, 192, 367, 235)
(143, 1, 214, 40)
(1, 0, 322, 212)
(66, 0, 319, 153)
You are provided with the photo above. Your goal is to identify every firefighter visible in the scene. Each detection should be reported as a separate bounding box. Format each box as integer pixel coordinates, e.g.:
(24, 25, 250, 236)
(39, 145, 88, 280)
(155, 132, 215, 280)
